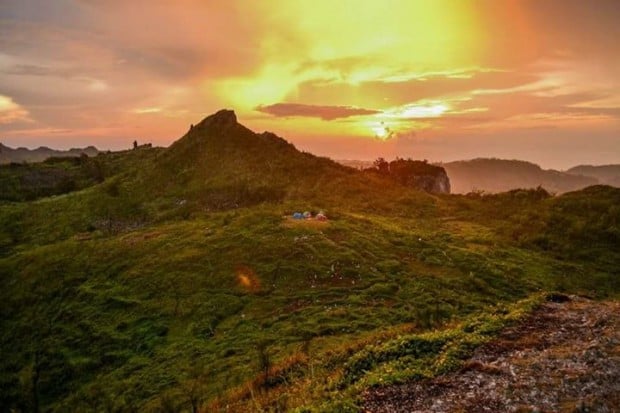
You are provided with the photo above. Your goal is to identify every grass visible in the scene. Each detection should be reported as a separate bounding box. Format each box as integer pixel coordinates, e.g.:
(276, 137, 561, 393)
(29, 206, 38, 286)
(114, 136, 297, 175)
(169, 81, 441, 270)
(0, 112, 618, 412)
(2, 198, 616, 412)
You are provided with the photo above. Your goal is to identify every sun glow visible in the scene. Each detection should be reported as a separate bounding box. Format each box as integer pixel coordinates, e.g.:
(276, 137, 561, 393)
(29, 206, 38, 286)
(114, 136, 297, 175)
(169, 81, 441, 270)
(0, 95, 31, 124)
(385, 103, 449, 119)
(372, 122, 392, 140)
(214, 0, 482, 114)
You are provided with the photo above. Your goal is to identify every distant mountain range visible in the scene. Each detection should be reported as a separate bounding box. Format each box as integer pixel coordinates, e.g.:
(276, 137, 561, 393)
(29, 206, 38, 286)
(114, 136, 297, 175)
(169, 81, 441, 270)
(3, 139, 618, 195)
(566, 165, 620, 187)
(339, 158, 620, 194)
(439, 159, 604, 194)
(0, 143, 99, 164)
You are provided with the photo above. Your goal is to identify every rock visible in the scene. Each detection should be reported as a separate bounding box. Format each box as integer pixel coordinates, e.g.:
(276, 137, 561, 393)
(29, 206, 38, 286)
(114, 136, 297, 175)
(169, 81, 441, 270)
(362, 299, 620, 412)
(372, 158, 451, 193)
(195, 109, 238, 130)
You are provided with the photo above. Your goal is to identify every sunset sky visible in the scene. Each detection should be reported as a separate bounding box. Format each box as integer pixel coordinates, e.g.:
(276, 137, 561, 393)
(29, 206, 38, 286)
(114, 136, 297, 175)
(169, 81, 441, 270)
(1, 0, 619, 168)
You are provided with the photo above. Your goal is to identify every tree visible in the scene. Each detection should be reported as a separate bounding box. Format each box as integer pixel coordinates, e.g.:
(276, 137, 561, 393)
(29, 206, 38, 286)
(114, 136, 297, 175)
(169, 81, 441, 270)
(373, 157, 389, 175)
(133, 140, 138, 150)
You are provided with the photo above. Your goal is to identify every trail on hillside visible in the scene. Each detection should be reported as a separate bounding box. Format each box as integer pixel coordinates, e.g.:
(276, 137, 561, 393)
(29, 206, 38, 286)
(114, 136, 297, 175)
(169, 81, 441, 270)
(363, 296, 620, 412)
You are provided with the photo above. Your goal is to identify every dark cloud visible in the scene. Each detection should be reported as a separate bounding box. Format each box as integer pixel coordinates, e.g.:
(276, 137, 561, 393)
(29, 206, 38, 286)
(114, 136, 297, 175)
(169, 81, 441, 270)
(255, 103, 380, 120)
(0, 64, 60, 76)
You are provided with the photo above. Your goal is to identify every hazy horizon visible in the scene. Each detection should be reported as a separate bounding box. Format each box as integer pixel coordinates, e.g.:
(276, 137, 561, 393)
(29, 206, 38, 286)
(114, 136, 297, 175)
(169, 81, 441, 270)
(1, 131, 618, 172)
(1, 1, 619, 169)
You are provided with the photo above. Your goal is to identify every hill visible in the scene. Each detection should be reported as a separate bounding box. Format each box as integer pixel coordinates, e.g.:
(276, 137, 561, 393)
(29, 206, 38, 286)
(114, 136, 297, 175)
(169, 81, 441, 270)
(441, 158, 598, 194)
(0, 146, 163, 202)
(0, 111, 618, 412)
(567, 164, 620, 187)
(136, 110, 365, 208)
(0, 143, 99, 164)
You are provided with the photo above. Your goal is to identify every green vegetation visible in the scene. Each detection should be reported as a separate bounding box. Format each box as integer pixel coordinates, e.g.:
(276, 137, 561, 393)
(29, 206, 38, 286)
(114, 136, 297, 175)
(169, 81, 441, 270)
(1, 111, 618, 412)
(0, 147, 161, 202)
(291, 294, 545, 412)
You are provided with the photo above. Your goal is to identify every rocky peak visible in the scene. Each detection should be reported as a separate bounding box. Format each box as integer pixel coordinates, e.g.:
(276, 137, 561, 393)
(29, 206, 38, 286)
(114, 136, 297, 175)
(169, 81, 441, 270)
(195, 109, 237, 131)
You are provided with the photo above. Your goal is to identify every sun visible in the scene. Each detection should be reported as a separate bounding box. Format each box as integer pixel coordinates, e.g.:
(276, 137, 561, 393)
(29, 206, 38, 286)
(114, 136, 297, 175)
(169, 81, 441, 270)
(372, 122, 392, 140)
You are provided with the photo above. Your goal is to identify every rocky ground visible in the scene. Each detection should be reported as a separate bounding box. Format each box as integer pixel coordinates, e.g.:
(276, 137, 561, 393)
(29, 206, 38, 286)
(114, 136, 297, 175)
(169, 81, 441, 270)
(363, 295, 620, 412)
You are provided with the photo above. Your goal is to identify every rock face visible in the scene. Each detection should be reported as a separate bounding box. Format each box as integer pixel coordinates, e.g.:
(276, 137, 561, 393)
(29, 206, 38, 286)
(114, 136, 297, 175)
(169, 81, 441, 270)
(370, 158, 451, 194)
(195, 109, 238, 130)
(408, 168, 451, 194)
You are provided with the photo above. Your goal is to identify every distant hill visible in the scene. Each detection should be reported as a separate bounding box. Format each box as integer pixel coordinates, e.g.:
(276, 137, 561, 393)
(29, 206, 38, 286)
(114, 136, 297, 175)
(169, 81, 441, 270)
(441, 158, 598, 194)
(337, 159, 373, 170)
(0, 147, 162, 202)
(567, 164, 620, 187)
(0, 142, 99, 164)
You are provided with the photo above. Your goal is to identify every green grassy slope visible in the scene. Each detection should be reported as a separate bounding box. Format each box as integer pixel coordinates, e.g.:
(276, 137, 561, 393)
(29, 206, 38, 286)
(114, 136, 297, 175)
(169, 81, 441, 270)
(0, 146, 162, 202)
(0, 111, 618, 412)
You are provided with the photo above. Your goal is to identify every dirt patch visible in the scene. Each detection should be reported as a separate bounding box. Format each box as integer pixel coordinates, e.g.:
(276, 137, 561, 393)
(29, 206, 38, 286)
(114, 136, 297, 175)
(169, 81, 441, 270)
(282, 216, 330, 229)
(363, 296, 620, 412)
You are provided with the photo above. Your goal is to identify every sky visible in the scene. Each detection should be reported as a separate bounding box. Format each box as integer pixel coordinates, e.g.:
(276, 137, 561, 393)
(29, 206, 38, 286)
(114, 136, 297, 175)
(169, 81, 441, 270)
(0, 0, 619, 169)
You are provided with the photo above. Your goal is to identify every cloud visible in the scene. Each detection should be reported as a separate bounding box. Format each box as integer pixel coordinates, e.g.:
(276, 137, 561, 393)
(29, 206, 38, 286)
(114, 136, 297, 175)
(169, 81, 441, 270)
(0, 1, 618, 167)
(255, 103, 380, 120)
(0, 63, 63, 77)
(291, 69, 541, 108)
(0, 95, 31, 124)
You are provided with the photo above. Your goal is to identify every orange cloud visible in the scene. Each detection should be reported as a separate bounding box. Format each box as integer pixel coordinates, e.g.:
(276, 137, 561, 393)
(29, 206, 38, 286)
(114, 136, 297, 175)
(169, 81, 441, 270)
(256, 103, 380, 120)
(0, 1, 618, 168)
(0, 95, 31, 124)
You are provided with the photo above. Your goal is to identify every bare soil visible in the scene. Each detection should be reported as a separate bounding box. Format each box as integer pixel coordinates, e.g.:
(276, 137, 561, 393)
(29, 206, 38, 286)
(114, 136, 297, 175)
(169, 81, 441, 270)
(363, 296, 620, 412)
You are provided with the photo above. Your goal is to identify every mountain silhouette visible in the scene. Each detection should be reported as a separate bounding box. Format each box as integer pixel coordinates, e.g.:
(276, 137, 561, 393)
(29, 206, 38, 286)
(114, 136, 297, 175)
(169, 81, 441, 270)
(441, 158, 599, 194)
(0, 142, 99, 164)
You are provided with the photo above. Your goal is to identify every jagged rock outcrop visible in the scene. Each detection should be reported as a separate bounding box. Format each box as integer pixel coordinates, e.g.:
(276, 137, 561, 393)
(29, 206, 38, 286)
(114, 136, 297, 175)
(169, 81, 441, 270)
(194, 108, 238, 130)
(368, 158, 451, 194)
(408, 168, 451, 194)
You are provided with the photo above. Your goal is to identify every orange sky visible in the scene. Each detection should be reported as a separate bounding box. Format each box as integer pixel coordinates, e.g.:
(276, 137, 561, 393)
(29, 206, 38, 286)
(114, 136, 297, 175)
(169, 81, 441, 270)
(1, 0, 619, 168)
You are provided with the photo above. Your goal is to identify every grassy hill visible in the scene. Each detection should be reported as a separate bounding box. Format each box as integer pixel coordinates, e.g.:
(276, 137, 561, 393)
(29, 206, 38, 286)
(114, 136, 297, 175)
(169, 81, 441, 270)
(0, 147, 163, 202)
(1, 111, 618, 412)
